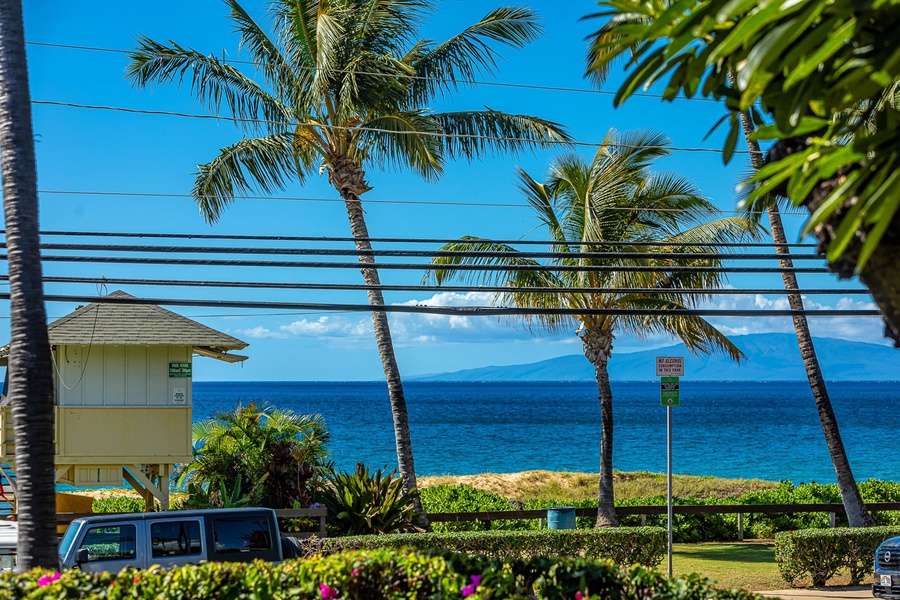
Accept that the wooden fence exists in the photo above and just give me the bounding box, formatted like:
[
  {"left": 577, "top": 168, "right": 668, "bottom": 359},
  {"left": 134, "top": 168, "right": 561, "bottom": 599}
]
[{"left": 426, "top": 502, "right": 900, "bottom": 540}]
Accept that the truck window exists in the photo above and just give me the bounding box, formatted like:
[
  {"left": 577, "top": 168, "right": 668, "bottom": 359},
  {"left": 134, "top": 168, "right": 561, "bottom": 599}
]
[
  {"left": 150, "top": 520, "right": 202, "bottom": 558},
  {"left": 80, "top": 525, "right": 136, "bottom": 562},
  {"left": 211, "top": 516, "right": 272, "bottom": 553}
]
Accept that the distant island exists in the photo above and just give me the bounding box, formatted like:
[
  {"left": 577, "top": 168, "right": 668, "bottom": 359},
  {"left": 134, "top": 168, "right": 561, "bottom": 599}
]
[{"left": 412, "top": 333, "right": 900, "bottom": 381}]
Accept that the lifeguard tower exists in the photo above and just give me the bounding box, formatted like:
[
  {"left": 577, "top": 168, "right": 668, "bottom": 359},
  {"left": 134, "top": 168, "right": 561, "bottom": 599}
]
[{"left": 0, "top": 290, "right": 248, "bottom": 510}]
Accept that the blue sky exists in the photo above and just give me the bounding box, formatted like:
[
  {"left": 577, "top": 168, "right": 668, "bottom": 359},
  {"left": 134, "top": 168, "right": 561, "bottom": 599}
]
[{"left": 16, "top": 0, "right": 884, "bottom": 381}]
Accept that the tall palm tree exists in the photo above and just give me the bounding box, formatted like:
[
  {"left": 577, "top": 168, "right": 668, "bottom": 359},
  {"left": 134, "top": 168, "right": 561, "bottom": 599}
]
[
  {"left": 427, "top": 130, "right": 760, "bottom": 525},
  {"left": 127, "top": 0, "right": 571, "bottom": 526},
  {"left": 583, "top": 4, "right": 874, "bottom": 527},
  {"left": 0, "top": 0, "right": 58, "bottom": 568}
]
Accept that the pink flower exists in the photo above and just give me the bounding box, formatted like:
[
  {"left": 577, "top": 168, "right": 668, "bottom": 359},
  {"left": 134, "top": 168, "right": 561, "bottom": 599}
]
[
  {"left": 133, "top": 576, "right": 140, "bottom": 584},
  {"left": 470, "top": 575, "right": 482, "bottom": 586},
  {"left": 575, "top": 592, "right": 584, "bottom": 600},
  {"left": 351, "top": 568, "right": 359, "bottom": 576},
  {"left": 37, "top": 572, "right": 61, "bottom": 587},
  {"left": 461, "top": 584, "right": 477, "bottom": 597},
  {"left": 319, "top": 583, "right": 338, "bottom": 599}
]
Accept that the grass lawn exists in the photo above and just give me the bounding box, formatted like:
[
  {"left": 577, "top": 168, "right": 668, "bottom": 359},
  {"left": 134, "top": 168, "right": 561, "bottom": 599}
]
[{"left": 673, "top": 542, "right": 855, "bottom": 591}]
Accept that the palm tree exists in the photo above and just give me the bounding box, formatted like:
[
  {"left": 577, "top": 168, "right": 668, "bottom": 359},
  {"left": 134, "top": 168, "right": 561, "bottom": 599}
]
[
  {"left": 180, "top": 401, "right": 330, "bottom": 508},
  {"left": 126, "top": 0, "right": 570, "bottom": 527},
  {"left": 583, "top": 4, "right": 874, "bottom": 527},
  {"left": 0, "top": 0, "right": 59, "bottom": 569},
  {"left": 427, "top": 130, "right": 760, "bottom": 525}
]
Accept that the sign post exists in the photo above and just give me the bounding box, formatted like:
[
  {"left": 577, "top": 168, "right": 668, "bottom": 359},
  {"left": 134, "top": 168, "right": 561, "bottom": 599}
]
[{"left": 656, "top": 356, "right": 683, "bottom": 578}]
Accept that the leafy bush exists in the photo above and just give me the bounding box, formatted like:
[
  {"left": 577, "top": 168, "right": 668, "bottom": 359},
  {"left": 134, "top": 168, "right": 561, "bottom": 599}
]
[
  {"left": 774, "top": 526, "right": 900, "bottom": 586},
  {"left": 301, "top": 527, "right": 667, "bottom": 567},
  {"left": 617, "top": 496, "right": 737, "bottom": 543},
  {"left": 421, "top": 485, "right": 540, "bottom": 531},
  {"left": 91, "top": 495, "right": 146, "bottom": 514},
  {"left": 179, "top": 402, "right": 329, "bottom": 510},
  {"left": 0, "top": 548, "right": 774, "bottom": 600},
  {"left": 316, "top": 463, "right": 421, "bottom": 535}
]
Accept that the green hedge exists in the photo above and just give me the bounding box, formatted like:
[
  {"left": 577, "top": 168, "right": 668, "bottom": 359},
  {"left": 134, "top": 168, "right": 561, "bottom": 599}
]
[
  {"left": 421, "top": 479, "right": 900, "bottom": 541},
  {"left": 298, "top": 527, "right": 666, "bottom": 567},
  {"left": 774, "top": 526, "right": 900, "bottom": 586},
  {"left": 0, "top": 548, "right": 769, "bottom": 600}
]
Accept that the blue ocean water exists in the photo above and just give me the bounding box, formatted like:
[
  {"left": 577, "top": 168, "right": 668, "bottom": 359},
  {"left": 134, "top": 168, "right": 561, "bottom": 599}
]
[{"left": 192, "top": 381, "right": 899, "bottom": 484}]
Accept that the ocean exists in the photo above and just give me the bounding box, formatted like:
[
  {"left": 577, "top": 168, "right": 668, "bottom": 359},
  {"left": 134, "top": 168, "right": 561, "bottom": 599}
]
[{"left": 193, "top": 380, "right": 899, "bottom": 484}]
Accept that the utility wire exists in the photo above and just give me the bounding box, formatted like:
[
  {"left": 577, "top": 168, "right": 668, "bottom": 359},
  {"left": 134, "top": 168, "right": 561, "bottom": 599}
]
[
  {"left": 33, "top": 99, "right": 757, "bottom": 156},
  {"left": 25, "top": 274, "right": 872, "bottom": 296},
  {"left": 28, "top": 254, "right": 830, "bottom": 273},
  {"left": 25, "top": 40, "right": 721, "bottom": 104},
  {"left": 31, "top": 242, "right": 825, "bottom": 261},
  {"left": 30, "top": 189, "right": 808, "bottom": 215},
  {"left": 5, "top": 292, "right": 879, "bottom": 318},
  {"left": 7, "top": 230, "right": 820, "bottom": 249}
]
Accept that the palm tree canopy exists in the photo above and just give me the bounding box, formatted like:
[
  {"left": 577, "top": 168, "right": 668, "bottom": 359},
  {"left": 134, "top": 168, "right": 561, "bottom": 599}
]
[
  {"left": 127, "top": 0, "right": 572, "bottom": 222},
  {"left": 427, "top": 129, "right": 764, "bottom": 360}
]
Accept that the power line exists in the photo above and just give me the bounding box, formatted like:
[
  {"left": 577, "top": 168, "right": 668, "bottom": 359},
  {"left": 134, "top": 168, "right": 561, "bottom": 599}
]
[
  {"left": 31, "top": 242, "right": 825, "bottom": 261},
  {"left": 25, "top": 40, "right": 721, "bottom": 104},
  {"left": 8, "top": 230, "right": 821, "bottom": 249},
  {"left": 26, "top": 274, "right": 872, "bottom": 297},
  {"left": 30, "top": 189, "right": 809, "bottom": 215},
  {"left": 33, "top": 99, "right": 758, "bottom": 156},
  {"left": 6, "top": 292, "right": 880, "bottom": 318},
  {"left": 28, "top": 253, "right": 831, "bottom": 273}
]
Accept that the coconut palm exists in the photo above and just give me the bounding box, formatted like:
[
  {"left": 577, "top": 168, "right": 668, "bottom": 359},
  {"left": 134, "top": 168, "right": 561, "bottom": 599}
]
[
  {"left": 427, "top": 130, "right": 760, "bottom": 525},
  {"left": 179, "top": 402, "right": 330, "bottom": 509},
  {"left": 583, "top": 3, "right": 874, "bottom": 527},
  {"left": 0, "top": 0, "right": 58, "bottom": 568},
  {"left": 127, "top": 0, "right": 570, "bottom": 526}
]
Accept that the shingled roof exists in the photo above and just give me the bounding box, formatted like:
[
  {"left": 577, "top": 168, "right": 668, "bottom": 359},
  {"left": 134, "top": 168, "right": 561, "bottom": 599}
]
[{"left": 42, "top": 291, "right": 248, "bottom": 351}]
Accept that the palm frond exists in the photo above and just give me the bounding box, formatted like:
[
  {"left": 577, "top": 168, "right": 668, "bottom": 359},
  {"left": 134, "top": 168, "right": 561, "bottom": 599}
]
[
  {"left": 433, "top": 110, "right": 571, "bottom": 160},
  {"left": 193, "top": 132, "right": 315, "bottom": 223},
  {"left": 405, "top": 5, "right": 542, "bottom": 104},
  {"left": 126, "top": 36, "right": 292, "bottom": 133},
  {"left": 353, "top": 110, "right": 444, "bottom": 180},
  {"left": 226, "top": 0, "right": 300, "bottom": 102},
  {"left": 515, "top": 167, "right": 570, "bottom": 247}
]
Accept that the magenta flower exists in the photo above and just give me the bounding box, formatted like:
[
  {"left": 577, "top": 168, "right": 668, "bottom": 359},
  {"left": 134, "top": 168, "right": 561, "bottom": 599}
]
[
  {"left": 319, "top": 583, "right": 338, "bottom": 599},
  {"left": 461, "top": 583, "right": 477, "bottom": 597},
  {"left": 575, "top": 592, "right": 584, "bottom": 600},
  {"left": 351, "top": 568, "right": 359, "bottom": 576},
  {"left": 37, "top": 572, "right": 61, "bottom": 587},
  {"left": 470, "top": 575, "right": 482, "bottom": 586}
]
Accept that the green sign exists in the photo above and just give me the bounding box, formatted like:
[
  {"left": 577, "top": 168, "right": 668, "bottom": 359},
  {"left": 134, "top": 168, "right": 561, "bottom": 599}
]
[
  {"left": 660, "top": 376, "right": 680, "bottom": 406},
  {"left": 169, "top": 362, "right": 192, "bottom": 378}
]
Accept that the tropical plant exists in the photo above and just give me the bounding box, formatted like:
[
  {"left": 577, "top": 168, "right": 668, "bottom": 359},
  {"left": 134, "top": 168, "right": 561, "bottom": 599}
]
[
  {"left": 426, "top": 129, "right": 760, "bottom": 526},
  {"left": 0, "top": 0, "right": 58, "bottom": 568},
  {"left": 316, "top": 463, "right": 422, "bottom": 535},
  {"left": 582, "top": 0, "right": 900, "bottom": 346},
  {"left": 178, "top": 401, "right": 329, "bottom": 509},
  {"left": 583, "top": 3, "right": 876, "bottom": 527},
  {"left": 126, "top": 0, "right": 571, "bottom": 527}
]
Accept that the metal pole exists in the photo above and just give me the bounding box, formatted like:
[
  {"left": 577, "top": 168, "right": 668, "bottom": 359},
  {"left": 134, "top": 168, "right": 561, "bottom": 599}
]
[{"left": 667, "top": 404, "right": 673, "bottom": 577}]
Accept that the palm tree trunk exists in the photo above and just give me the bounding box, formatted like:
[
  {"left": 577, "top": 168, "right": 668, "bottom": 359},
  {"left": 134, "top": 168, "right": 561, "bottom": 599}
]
[
  {"left": 731, "top": 73, "right": 873, "bottom": 527},
  {"left": 581, "top": 327, "right": 618, "bottom": 527},
  {"left": 328, "top": 156, "right": 430, "bottom": 530},
  {"left": 0, "top": 0, "right": 59, "bottom": 568}
]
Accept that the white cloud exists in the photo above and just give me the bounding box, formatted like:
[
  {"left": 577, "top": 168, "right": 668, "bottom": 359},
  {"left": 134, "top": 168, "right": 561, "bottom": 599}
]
[{"left": 235, "top": 325, "right": 288, "bottom": 339}]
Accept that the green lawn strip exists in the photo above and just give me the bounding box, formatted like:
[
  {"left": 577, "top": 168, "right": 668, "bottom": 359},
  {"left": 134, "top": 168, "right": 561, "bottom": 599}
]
[{"left": 672, "top": 541, "right": 854, "bottom": 591}]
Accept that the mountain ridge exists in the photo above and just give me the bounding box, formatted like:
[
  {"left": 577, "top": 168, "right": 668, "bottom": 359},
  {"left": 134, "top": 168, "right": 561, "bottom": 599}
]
[{"left": 411, "top": 333, "right": 900, "bottom": 381}]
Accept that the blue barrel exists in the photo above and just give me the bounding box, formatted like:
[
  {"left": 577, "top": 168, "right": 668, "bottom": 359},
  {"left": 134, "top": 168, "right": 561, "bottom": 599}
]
[{"left": 547, "top": 506, "right": 576, "bottom": 530}]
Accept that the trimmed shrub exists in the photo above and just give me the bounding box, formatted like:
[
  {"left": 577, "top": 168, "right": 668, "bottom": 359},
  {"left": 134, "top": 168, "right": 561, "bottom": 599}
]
[
  {"left": 774, "top": 526, "right": 900, "bottom": 586},
  {"left": 420, "top": 485, "right": 538, "bottom": 531},
  {"left": 300, "top": 527, "right": 667, "bottom": 567},
  {"left": 91, "top": 495, "right": 146, "bottom": 514},
  {"left": 0, "top": 548, "right": 767, "bottom": 600}
]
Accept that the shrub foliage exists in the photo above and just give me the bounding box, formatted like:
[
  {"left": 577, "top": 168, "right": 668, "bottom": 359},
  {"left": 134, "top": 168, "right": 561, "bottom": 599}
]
[
  {"left": 0, "top": 548, "right": 769, "bottom": 600},
  {"left": 301, "top": 527, "right": 666, "bottom": 566},
  {"left": 774, "top": 526, "right": 900, "bottom": 586}
]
